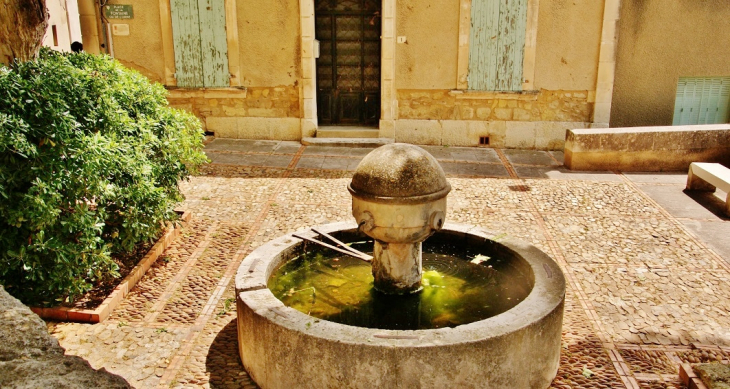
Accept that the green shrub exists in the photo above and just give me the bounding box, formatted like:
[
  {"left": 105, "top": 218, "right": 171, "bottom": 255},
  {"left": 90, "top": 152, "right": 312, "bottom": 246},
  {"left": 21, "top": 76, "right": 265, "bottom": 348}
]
[{"left": 0, "top": 49, "right": 207, "bottom": 306}]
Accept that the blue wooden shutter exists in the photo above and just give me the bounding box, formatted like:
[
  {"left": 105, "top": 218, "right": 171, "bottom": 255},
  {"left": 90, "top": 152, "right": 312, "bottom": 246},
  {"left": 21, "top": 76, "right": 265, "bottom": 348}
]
[
  {"left": 673, "top": 77, "right": 730, "bottom": 125},
  {"left": 171, "top": 0, "right": 204, "bottom": 87},
  {"left": 170, "top": 0, "right": 229, "bottom": 87},
  {"left": 198, "top": 0, "right": 229, "bottom": 87},
  {"left": 468, "top": 0, "right": 528, "bottom": 91}
]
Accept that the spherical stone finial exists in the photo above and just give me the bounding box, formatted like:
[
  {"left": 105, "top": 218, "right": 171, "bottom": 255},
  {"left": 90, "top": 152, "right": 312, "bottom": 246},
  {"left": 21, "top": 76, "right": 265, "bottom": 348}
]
[{"left": 348, "top": 143, "right": 450, "bottom": 203}]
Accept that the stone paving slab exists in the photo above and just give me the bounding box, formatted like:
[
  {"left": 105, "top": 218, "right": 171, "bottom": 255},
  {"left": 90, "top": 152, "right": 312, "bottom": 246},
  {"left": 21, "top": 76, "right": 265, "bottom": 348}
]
[
  {"left": 440, "top": 161, "right": 510, "bottom": 177},
  {"left": 514, "top": 165, "right": 624, "bottom": 181},
  {"left": 680, "top": 220, "right": 730, "bottom": 265},
  {"left": 503, "top": 149, "right": 562, "bottom": 166},
  {"left": 420, "top": 145, "right": 502, "bottom": 163},
  {"left": 623, "top": 173, "right": 688, "bottom": 185},
  {"left": 638, "top": 184, "right": 726, "bottom": 220},
  {"left": 46, "top": 140, "right": 730, "bottom": 389}
]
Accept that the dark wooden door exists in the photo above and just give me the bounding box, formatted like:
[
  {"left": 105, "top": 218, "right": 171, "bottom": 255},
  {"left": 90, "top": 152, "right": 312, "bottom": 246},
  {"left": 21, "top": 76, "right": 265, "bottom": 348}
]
[{"left": 315, "top": 0, "right": 381, "bottom": 126}]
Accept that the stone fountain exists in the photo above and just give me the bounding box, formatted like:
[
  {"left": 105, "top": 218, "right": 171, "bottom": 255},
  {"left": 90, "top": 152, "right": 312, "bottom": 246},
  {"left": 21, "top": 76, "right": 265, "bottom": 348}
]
[{"left": 235, "top": 143, "right": 565, "bottom": 388}]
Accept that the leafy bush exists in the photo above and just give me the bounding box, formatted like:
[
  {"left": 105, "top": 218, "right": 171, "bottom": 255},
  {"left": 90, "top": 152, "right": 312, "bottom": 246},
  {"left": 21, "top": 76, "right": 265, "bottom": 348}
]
[{"left": 0, "top": 49, "right": 207, "bottom": 305}]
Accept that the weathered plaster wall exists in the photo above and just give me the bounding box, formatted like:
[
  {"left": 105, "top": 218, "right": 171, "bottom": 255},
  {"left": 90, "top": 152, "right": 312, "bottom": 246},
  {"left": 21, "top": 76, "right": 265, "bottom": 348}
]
[
  {"left": 611, "top": 0, "right": 730, "bottom": 127},
  {"left": 533, "top": 0, "right": 603, "bottom": 91},
  {"left": 43, "top": 0, "right": 72, "bottom": 52},
  {"left": 104, "top": 0, "right": 166, "bottom": 83},
  {"left": 395, "top": 0, "right": 459, "bottom": 90},
  {"left": 238, "top": 0, "right": 300, "bottom": 87}
]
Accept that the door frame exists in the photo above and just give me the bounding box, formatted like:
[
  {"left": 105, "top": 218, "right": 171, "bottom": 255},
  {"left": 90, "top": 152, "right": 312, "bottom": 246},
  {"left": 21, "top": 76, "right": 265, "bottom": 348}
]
[{"left": 299, "top": 0, "right": 396, "bottom": 136}]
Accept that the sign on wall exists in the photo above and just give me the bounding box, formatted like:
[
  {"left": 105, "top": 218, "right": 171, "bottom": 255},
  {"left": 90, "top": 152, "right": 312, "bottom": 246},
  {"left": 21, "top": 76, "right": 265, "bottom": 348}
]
[{"left": 104, "top": 5, "right": 134, "bottom": 19}]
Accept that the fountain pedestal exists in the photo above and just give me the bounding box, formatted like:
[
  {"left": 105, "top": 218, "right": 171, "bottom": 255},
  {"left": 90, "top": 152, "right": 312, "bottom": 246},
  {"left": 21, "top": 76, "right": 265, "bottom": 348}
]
[{"left": 371, "top": 241, "right": 422, "bottom": 293}]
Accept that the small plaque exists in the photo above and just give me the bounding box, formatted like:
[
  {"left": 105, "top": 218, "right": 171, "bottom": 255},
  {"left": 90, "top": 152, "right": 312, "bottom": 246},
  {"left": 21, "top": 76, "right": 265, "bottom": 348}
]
[
  {"left": 112, "top": 24, "right": 130, "bottom": 36},
  {"left": 104, "top": 5, "right": 133, "bottom": 19}
]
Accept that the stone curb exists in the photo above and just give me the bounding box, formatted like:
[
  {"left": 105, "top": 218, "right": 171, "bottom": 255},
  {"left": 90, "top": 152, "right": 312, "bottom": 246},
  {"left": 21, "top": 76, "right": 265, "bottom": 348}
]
[
  {"left": 301, "top": 137, "right": 394, "bottom": 147},
  {"left": 31, "top": 211, "right": 192, "bottom": 323}
]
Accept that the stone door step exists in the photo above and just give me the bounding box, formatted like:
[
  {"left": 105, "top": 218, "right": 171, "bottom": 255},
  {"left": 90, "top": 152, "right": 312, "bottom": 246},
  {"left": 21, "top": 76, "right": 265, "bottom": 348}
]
[
  {"left": 316, "top": 126, "right": 380, "bottom": 138},
  {"left": 301, "top": 137, "right": 394, "bottom": 148}
]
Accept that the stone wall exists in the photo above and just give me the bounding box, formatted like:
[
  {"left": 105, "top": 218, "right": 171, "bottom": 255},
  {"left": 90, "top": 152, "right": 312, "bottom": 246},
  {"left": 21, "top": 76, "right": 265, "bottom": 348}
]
[
  {"left": 611, "top": 0, "right": 730, "bottom": 127},
  {"left": 398, "top": 89, "right": 593, "bottom": 122},
  {"left": 564, "top": 124, "right": 730, "bottom": 171},
  {"left": 167, "top": 87, "right": 300, "bottom": 120},
  {"left": 167, "top": 86, "right": 302, "bottom": 140}
]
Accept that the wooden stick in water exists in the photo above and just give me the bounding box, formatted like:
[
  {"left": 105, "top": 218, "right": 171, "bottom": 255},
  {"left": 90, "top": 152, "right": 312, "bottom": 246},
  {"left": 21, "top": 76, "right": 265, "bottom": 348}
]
[
  {"left": 292, "top": 233, "right": 372, "bottom": 262},
  {"left": 311, "top": 227, "right": 374, "bottom": 260}
]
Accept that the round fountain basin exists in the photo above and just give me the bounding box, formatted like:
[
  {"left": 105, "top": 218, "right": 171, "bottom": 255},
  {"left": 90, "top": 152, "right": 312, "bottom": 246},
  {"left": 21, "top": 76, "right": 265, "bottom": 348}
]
[
  {"left": 235, "top": 221, "right": 565, "bottom": 389},
  {"left": 268, "top": 232, "right": 533, "bottom": 329}
]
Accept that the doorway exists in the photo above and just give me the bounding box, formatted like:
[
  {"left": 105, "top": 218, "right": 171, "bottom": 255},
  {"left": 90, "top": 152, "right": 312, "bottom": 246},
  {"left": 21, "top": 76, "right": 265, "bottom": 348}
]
[{"left": 315, "top": 0, "right": 381, "bottom": 126}]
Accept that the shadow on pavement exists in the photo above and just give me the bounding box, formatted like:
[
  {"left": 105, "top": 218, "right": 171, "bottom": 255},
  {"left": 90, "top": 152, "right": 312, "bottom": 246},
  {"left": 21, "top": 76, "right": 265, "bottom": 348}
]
[
  {"left": 206, "top": 318, "right": 258, "bottom": 388},
  {"left": 684, "top": 189, "right": 730, "bottom": 220}
]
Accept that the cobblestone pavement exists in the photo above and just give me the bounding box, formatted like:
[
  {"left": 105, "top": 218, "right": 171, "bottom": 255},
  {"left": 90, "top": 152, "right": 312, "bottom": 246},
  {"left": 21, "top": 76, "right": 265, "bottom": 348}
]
[{"left": 48, "top": 139, "right": 730, "bottom": 388}]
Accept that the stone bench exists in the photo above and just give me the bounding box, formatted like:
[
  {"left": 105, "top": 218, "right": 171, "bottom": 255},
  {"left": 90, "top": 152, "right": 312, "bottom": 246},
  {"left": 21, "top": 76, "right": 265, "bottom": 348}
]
[
  {"left": 564, "top": 124, "right": 730, "bottom": 171},
  {"left": 686, "top": 162, "right": 730, "bottom": 216}
]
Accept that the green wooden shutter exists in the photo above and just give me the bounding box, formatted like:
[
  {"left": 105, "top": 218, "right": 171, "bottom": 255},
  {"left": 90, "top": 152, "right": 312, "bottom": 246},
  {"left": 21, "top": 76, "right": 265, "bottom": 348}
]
[
  {"left": 468, "top": 0, "right": 528, "bottom": 91},
  {"left": 198, "top": 0, "right": 229, "bottom": 87},
  {"left": 171, "top": 0, "right": 204, "bottom": 87},
  {"left": 673, "top": 77, "right": 730, "bottom": 125},
  {"left": 170, "top": 0, "right": 229, "bottom": 88}
]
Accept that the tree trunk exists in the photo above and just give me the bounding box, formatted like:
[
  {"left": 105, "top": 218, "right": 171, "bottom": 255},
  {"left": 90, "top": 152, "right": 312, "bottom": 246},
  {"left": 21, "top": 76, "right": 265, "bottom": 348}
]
[{"left": 0, "top": 0, "right": 48, "bottom": 65}]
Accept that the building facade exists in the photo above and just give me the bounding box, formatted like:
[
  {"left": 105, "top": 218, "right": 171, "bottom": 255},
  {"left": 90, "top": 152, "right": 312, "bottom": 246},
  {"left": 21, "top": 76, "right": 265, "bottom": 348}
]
[{"left": 44, "top": 1, "right": 730, "bottom": 149}]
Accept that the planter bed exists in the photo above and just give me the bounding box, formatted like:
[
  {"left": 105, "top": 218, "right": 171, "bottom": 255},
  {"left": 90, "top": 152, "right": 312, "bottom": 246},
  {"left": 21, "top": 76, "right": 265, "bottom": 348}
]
[{"left": 30, "top": 211, "right": 191, "bottom": 323}]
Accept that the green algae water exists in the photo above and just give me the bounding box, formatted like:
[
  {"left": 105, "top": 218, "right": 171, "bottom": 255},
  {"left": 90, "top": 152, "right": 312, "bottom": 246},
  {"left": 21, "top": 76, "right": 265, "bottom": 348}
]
[{"left": 268, "top": 238, "right": 532, "bottom": 330}]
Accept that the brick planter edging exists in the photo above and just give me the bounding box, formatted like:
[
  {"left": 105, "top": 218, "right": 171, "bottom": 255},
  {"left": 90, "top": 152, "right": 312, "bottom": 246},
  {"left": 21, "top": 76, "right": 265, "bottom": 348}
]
[
  {"left": 679, "top": 363, "right": 709, "bottom": 389},
  {"left": 31, "top": 211, "right": 192, "bottom": 323}
]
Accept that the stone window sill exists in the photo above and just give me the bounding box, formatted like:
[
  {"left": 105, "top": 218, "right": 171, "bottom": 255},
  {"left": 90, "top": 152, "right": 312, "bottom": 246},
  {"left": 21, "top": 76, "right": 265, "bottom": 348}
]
[
  {"left": 449, "top": 89, "right": 539, "bottom": 100},
  {"left": 165, "top": 86, "right": 248, "bottom": 99}
]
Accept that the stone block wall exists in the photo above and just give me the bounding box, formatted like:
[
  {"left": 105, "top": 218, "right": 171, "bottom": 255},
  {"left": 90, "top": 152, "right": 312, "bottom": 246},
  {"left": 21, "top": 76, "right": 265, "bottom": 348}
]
[
  {"left": 397, "top": 89, "right": 592, "bottom": 122},
  {"left": 389, "top": 89, "right": 592, "bottom": 150},
  {"left": 565, "top": 124, "right": 730, "bottom": 171},
  {"left": 167, "top": 86, "right": 302, "bottom": 140}
]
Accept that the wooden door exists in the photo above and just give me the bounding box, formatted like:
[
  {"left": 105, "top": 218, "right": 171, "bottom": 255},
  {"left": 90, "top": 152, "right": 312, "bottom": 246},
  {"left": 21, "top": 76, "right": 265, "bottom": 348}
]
[{"left": 315, "top": 0, "right": 381, "bottom": 126}]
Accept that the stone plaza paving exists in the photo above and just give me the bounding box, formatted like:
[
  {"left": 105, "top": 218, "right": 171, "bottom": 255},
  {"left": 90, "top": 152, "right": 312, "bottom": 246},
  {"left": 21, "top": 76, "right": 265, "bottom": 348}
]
[{"left": 47, "top": 139, "right": 730, "bottom": 388}]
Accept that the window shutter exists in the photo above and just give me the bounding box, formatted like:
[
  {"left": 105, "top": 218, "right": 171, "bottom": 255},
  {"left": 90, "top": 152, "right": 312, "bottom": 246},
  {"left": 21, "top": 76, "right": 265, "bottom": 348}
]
[
  {"left": 198, "top": 0, "right": 229, "bottom": 87},
  {"left": 170, "top": 0, "right": 229, "bottom": 88},
  {"left": 716, "top": 78, "right": 730, "bottom": 124},
  {"left": 468, "top": 0, "right": 528, "bottom": 91},
  {"left": 171, "top": 0, "right": 204, "bottom": 87},
  {"left": 673, "top": 77, "right": 730, "bottom": 125}
]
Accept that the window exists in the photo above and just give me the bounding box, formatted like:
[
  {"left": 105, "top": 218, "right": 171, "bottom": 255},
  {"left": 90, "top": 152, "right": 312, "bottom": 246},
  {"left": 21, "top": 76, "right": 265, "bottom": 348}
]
[
  {"left": 673, "top": 77, "right": 730, "bottom": 125},
  {"left": 468, "top": 0, "right": 528, "bottom": 91},
  {"left": 170, "top": 0, "right": 229, "bottom": 87}
]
